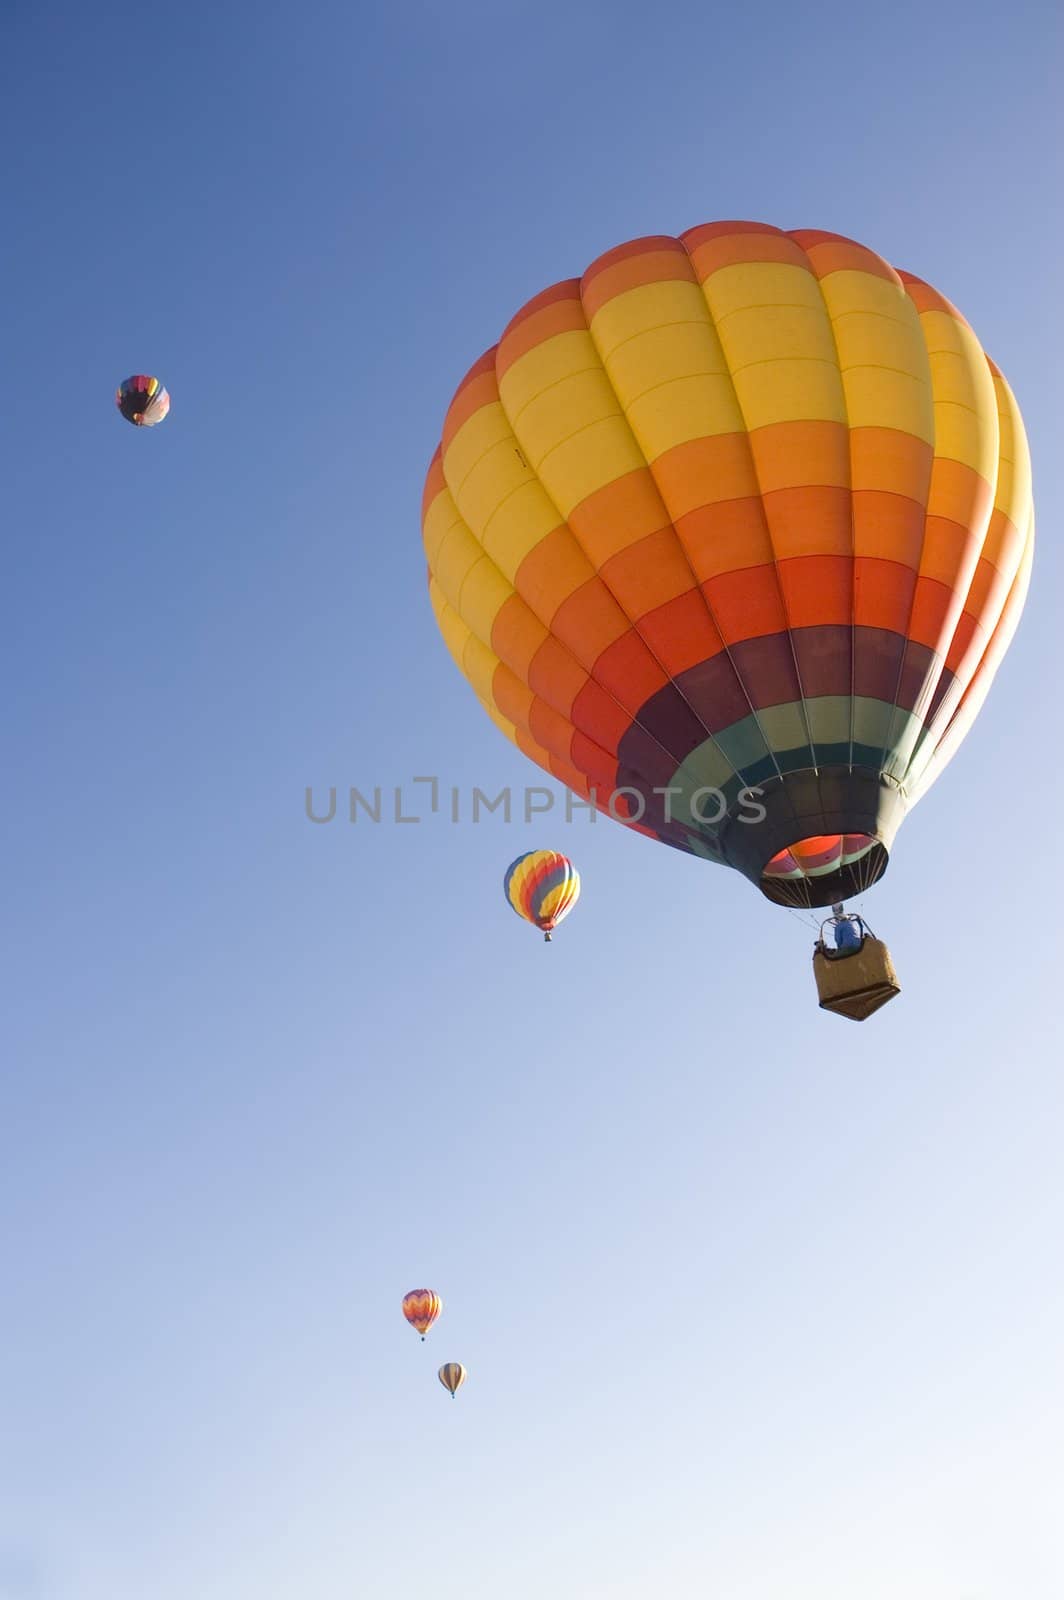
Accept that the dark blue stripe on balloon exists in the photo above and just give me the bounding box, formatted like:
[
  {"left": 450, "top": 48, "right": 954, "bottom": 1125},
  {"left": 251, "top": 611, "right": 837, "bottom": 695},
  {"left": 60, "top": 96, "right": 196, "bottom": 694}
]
[{"left": 503, "top": 852, "right": 533, "bottom": 905}]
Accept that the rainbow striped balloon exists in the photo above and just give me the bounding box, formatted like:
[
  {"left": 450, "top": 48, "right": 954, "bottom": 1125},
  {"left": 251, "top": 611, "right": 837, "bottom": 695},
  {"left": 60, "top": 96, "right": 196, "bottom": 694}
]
[
  {"left": 504, "top": 850, "right": 580, "bottom": 942},
  {"left": 423, "top": 221, "right": 1033, "bottom": 911}
]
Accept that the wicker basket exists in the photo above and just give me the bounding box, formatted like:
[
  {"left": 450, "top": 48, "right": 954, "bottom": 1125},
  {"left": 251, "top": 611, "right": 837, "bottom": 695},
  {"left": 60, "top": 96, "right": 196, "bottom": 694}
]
[{"left": 813, "top": 936, "right": 900, "bottom": 1022}]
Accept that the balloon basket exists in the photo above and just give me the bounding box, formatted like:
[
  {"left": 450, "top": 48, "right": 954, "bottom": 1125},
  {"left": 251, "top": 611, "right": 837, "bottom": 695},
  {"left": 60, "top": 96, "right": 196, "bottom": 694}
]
[{"left": 813, "top": 938, "right": 900, "bottom": 1022}]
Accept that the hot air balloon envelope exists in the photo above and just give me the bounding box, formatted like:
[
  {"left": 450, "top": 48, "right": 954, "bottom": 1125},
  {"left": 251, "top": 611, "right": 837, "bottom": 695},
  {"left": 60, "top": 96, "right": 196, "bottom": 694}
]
[
  {"left": 504, "top": 850, "right": 580, "bottom": 939},
  {"left": 438, "top": 1362, "right": 466, "bottom": 1397},
  {"left": 402, "top": 1289, "right": 441, "bottom": 1339},
  {"left": 116, "top": 374, "right": 170, "bottom": 427},
  {"left": 422, "top": 222, "right": 1033, "bottom": 908}
]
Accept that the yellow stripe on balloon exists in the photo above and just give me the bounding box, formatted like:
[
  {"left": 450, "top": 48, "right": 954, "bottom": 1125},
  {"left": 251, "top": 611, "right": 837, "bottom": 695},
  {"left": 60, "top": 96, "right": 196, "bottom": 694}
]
[
  {"left": 588, "top": 281, "right": 745, "bottom": 460},
  {"left": 816, "top": 270, "right": 934, "bottom": 441},
  {"left": 918, "top": 309, "right": 999, "bottom": 483}
]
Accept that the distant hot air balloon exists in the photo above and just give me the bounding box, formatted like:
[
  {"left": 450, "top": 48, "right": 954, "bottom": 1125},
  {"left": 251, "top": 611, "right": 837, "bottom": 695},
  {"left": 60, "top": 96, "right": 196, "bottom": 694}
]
[
  {"left": 422, "top": 222, "right": 1033, "bottom": 912},
  {"left": 402, "top": 1289, "right": 441, "bottom": 1341},
  {"left": 504, "top": 849, "right": 580, "bottom": 942},
  {"left": 438, "top": 1362, "right": 466, "bottom": 1398},
  {"left": 116, "top": 374, "right": 169, "bottom": 427}
]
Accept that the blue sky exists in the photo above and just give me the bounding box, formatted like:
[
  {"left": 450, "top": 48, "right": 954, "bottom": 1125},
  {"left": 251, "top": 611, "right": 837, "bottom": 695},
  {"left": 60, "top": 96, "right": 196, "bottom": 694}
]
[{"left": 2, "top": 2, "right": 1062, "bottom": 1596}]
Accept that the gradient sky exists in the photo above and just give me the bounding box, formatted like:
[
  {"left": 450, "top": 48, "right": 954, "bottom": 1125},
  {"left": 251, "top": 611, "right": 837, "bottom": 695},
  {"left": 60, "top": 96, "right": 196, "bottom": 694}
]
[{"left": 3, "top": 2, "right": 1063, "bottom": 1596}]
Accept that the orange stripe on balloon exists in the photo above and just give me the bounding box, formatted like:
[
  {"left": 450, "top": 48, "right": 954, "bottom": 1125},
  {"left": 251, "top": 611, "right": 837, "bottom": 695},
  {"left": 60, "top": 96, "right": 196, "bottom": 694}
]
[
  {"left": 492, "top": 668, "right": 535, "bottom": 729},
  {"left": 853, "top": 557, "right": 919, "bottom": 632},
  {"left": 758, "top": 484, "right": 853, "bottom": 560},
  {"left": 919, "top": 514, "right": 984, "bottom": 594},
  {"left": 571, "top": 678, "right": 636, "bottom": 754},
  {"left": 491, "top": 593, "right": 550, "bottom": 679},
  {"left": 582, "top": 240, "right": 694, "bottom": 319},
  {"left": 650, "top": 433, "right": 761, "bottom": 515},
  {"left": 549, "top": 578, "right": 634, "bottom": 668},
  {"left": 943, "top": 608, "right": 984, "bottom": 677},
  {"left": 746, "top": 420, "right": 851, "bottom": 495},
  {"left": 675, "top": 497, "right": 776, "bottom": 584},
  {"left": 495, "top": 294, "right": 589, "bottom": 378},
  {"left": 681, "top": 221, "right": 808, "bottom": 279},
  {"left": 513, "top": 525, "right": 595, "bottom": 624},
  {"left": 598, "top": 526, "right": 700, "bottom": 620},
  {"left": 788, "top": 229, "right": 900, "bottom": 283},
  {"left": 526, "top": 633, "right": 594, "bottom": 719},
  {"left": 568, "top": 729, "right": 620, "bottom": 789},
  {"left": 528, "top": 697, "right": 578, "bottom": 764},
  {"left": 702, "top": 564, "right": 789, "bottom": 642},
  {"left": 442, "top": 361, "right": 501, "bottom": 453},
  {"left": 496, "top": 280, "right": 584, "bottom": 378},
  {"left": 960, "top": 555, "right": 1013, "bottom": 631},
  {"left": 926, "top": 458, "right": 994, "bottom": 532},
  {"left": 850, "top": 428, "right": 934, "bottom": 501},
  {"left": 635, "top": 588, "right": 726, "bottom": 678},
  {"left": 566, "top": 468, "right": 673, "bottom": 568},
  {"left": 584, "top": 233, "right": 688, "bottom": 276},
  {"left": 683, "top": 219, "right": 784, "bottom": 244},
  {"left": 928, "top": 535, "right": 1031, "bottom": 766},
  {"left": 776, "top": 554, "right": 852, "bottom": 628},
  {"left": 589, "top": 628, "right": 670, "bottom": 711},
  {"left": 908, "top": 576, "right": 961, "bottom": 652},
  {"left": 898, "top": 271, "right": 971, "bottom": 327},
  {"left": 851, "top": 491, "right": 926, "bottom": 567},
  {"left": 980, "top": 508, "right": 1024, "bottom": 576},
  {"left": 421, "top": 448, "right": 446, "bottom": 524}
]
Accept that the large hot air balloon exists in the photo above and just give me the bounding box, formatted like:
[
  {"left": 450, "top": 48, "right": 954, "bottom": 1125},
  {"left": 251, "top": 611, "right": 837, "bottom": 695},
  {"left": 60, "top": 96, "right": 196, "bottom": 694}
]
[
  {"left": 402, "top": 1288, "right": 441, "bottom": 1340},
  {"left": 504, "top": 849, "right": 580, "bottom": 941},
  {"left": 116, "top": 374, "right": 170, "bottom": 427},
  {"left": 438, "top": 1362, "right": 466, "bottom": 1398},
  {"left": 422, "top": 223, "right": 1033, "bottom": 910}
]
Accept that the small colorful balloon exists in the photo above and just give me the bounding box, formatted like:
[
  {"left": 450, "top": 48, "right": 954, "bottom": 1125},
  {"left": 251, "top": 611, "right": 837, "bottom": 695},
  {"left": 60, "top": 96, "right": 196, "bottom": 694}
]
[
  {"left": 402, "top": 1288, "right": 441, "bottom": 1340},
  {"left": 504, "top": 850, "right": 580, "bottom": 942},
  {"left": 116, "top": 374, "right": 170, "bottom": 427},
  {"left": 438, "top": 1362, "right": 466, "bottom": 1398}
]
